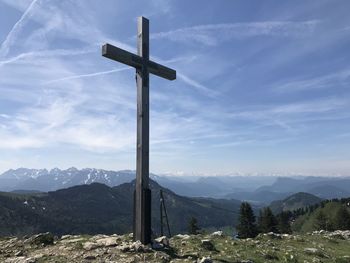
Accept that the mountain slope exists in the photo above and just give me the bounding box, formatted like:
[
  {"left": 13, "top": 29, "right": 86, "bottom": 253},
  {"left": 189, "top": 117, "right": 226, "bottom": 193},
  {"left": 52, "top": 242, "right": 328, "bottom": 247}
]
[
  {"left": 292, "top": 198, "right": 350, "bottom": 233},
  {"left": 0, "top": 180, "right": 241, "bottom": 236},
  {"left": 270, "top": 192, "right": 323, "bottom": 214}
]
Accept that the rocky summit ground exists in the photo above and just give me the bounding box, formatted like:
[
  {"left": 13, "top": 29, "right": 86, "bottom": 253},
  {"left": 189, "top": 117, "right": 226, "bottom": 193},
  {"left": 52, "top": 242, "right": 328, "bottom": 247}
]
[{"left": 0, "top": 230, "right": 349, "bottom": 263}]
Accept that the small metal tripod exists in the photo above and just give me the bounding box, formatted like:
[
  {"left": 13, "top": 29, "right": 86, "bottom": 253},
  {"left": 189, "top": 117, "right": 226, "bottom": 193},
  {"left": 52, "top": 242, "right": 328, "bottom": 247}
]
[{"left": 160, "top": 190, "right": 171, "bottom": 237}]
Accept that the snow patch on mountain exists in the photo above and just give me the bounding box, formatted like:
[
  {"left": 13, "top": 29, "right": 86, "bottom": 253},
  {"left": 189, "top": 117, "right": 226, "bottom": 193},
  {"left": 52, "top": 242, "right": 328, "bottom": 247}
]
[{"left": 0, "top": 168, "right": 137, "bottom": 192}]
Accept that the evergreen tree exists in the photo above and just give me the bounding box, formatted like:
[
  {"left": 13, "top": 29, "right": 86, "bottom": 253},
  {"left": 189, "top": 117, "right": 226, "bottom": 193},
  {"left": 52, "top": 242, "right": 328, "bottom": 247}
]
[
  {"left": 334, "top": 206, "right": 350, "bottom": 230},
  {"left": 236, "top": 202, "right": 257, "bottom": 238},
  {"left": 277, "top": 211, "right": 292, "bottom": 234},
  {"left": 258, "top": 207, "right": 278, "bottom": 233},
  {"left": 257, "top": 210, "right": 263, "bottom": 230},
  {"left": 188, "top": 216, "right": 200, "bottom": 235},
  {"left": 314, "top": 210, "right": 332, "bottom": 231}
]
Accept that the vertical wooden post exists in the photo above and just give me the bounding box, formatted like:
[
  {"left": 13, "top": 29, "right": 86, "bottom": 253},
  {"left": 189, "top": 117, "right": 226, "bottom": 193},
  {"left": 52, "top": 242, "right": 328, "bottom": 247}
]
[
  {"left": 102, "top": 16, "right": 175, "bottom": 245},
  {"left": 134, "top": 16, "right": 151, "bottom": 244}
]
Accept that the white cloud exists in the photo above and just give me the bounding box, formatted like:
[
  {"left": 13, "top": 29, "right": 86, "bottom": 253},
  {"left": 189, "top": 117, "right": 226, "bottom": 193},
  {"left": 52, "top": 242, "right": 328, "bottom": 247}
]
[
  {"left": 222, "top": 97, "right": 350, "bottom": 135},
  {"left": 230, "top": 97, "right": 347, "bottom": 118},
  {"left": 273, "top": 69, "right": 350, "bottom": 93},
  {"left": 0, "top": 135, "right": 44, "bottom": 149}
]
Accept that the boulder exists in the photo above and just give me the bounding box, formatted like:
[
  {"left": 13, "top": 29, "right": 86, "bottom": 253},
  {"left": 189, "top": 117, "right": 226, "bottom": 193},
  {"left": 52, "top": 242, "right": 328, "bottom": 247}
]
[
  {"left": 201, "top": 239, "right": 215, "bottom": 251},
  {"left": 60, "top": 235, "right": 73, "bottom": 240},
  {"left": 83, "top": 255, "right": 96, "bottom": 260},
  {"left": 154, "top": 236, "right": 169, "bottom": 247},
  {"left": 83, "top": 242, "right": 100, "bottom": 251},
  {"left": 175, "top": 234, "right": 190, "bottom": 240},
  {"left": 95, "top": 237, "right": 118, "bottom": 247},
  {"left": 14, "top": 251, "right": 23, "bottom": 257},
  {"left": 119, "top": 241, "right": 152, "bottom": 253},
  {"left": 266, "top": 232, "right": 282, "bottom": 239},
  {"left": 210, "top": 231, "right": 223, "bottom": 237},
  {"left": 118, "top": 244, "right": 130, "bottom": 252},
  {"left": 27, "top": 233, "right": 54, "bottom": 246},
  {"left": 132, "top": 240, "right": 151, "bottom": 252}
]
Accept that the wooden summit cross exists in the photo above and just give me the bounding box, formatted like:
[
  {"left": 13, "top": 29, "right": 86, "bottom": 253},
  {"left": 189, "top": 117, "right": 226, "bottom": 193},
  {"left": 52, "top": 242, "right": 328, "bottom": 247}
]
[{"left": 101, "top": 17, "right": 176, "bottom": 244}]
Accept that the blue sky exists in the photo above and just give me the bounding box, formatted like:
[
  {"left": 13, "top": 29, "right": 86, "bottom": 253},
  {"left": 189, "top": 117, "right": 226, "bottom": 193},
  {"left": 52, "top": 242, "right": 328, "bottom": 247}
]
[{"left": 0, "top": 0, "right": 350, "bottom": 176}]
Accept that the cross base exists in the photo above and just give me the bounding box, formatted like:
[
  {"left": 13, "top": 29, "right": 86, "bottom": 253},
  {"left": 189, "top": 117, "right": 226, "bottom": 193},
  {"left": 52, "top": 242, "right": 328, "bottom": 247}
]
[{"left": 133, "top": 188, "right": 152, "bottom": 244}]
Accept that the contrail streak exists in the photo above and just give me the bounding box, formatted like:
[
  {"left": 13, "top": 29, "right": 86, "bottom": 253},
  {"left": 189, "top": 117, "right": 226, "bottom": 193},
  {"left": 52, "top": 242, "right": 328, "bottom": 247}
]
[
  {"left": 43, "top": 67, "right": 130, "bottom": 84},
  {"left": 0, "top": 0, "right": 39, "bottom": 57}
]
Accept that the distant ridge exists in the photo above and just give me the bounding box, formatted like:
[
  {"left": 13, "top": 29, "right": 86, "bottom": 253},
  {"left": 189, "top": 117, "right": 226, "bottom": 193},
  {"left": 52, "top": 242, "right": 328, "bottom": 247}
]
[
  {"left": 1, "top": 168, "right": 350, "bottom": 201},
  {"left": 0, "top": 168, "right": 278, "bottom": 196},
  {"left": 0, "top": 179, "right": 241, "bottom": 236}
]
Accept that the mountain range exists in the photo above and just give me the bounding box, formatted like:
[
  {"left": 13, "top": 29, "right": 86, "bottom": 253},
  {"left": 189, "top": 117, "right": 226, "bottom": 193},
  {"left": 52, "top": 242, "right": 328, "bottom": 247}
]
[
  {"left": 0, "top": 168, "right": 277, "bottom": 197},
  {"left": 0, "top": 168, "right": 136, "bottom": 192},
  {"left": 1, "top": 167, "right": 348, "bottom": 238},
  {"left": 1, "top": 168, "right": 350, "bottom": 205},
  {"left": 0, "top": 179, "right": 241, "bottom": 237}
]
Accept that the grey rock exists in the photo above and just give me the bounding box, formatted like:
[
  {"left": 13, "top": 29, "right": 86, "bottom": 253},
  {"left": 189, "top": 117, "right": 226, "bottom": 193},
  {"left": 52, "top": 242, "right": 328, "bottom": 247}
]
[
  {"left": 154, "top": 236, "right": 169, "bottom": 247},
  {"left": 26, "top": 233, "right": 54, "bottom": 246},
  {"left": 328, "top": 230, "right": 350, "bottom": 240},
  {"left": 304, "top": 247, "right": 319, "bottom": 254},
  {"left": 175, "top": 234, "right": 190, "bottom": 240},
  {"left": 5, "top": 257, "right": 26, "bottom": 263},
  {"left": 95, "top": 237, "right": 118, "bottom": 247},
  {"left": 60, "top": 235, "right": 73, "bottom": 240},
  {"left": 210, "top": 231, "right": 223, "bottom": 237},
  {"left": 132, "top": 240, "right": 143, "bottom": 252},
  {"left": 33, "top": 254, "right": 44, "bottom": 260},
  {"left": 83, "top": 255, "right": 96, "bottom": 260},
  {"left": 14, "top": 251, "right": 23, "bottom": 257},
  {"left": 60, "top": 237, "right": 85, "bottom": 244},
  {"left": 198, "top": 257, "right": 212, "bottom": 263},
  {"left": 83, "top": 242, "right": 100, "bottom": 251},
  {"left": 201, "top": 239, "right": 215, "bottom": 251},
  {"left": 130, "top": 240, "right": 151, "bottom": 253},
  {"left": 266, "top": 232, "right": 282, "bottom": 239}
]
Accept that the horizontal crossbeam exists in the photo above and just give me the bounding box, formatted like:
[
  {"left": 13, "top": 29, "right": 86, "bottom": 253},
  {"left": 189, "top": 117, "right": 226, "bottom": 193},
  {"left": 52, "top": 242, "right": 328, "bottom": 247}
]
[{"left": 102, "top": 43, "right": 176, "bottom": 80}]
